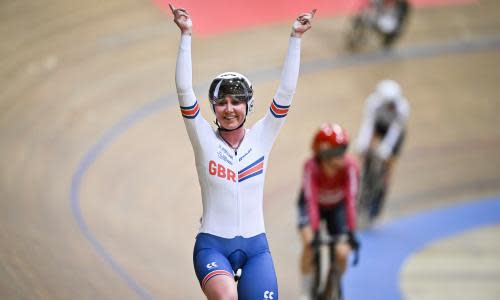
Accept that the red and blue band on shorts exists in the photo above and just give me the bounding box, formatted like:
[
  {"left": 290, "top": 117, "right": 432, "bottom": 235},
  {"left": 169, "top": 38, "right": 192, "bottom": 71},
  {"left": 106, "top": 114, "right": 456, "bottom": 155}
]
[
  {"left": 193, "top": 233, "right": 279, "bottom": 300},
  {"left": 201, "top": 269, "right": 233, "bottom": 289}
]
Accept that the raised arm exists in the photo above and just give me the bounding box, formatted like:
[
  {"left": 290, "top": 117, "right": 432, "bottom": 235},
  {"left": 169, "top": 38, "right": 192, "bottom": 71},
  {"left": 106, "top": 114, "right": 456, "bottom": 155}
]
[
  {"left": 170, "top": 4, "right": 212, "bottom": 149},
  {"left": 273, "top": 10, "right": 316, "bottom": 106},
  {"left": 254, "top": 10, "right": 316, "bottom": 151},
  {"left": 171, "top": 4, "right": 196, "bottom": 108}
]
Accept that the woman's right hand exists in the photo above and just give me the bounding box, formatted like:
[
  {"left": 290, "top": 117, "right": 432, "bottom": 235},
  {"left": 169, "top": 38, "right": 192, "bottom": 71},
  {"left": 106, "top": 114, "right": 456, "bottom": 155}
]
[{"left": 169, "top": 3, "right": 192, "bottom": 35}]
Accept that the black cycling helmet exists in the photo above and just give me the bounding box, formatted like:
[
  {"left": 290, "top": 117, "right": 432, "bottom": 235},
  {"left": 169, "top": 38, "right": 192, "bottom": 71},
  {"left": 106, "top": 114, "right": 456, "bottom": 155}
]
[{"left": 208, "top": 72, "right": 254, "bottom": 115}]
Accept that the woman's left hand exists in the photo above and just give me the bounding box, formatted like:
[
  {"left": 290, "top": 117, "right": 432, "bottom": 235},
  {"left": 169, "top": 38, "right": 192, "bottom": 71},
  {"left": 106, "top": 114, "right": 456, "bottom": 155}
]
[
  {"left": 169, "top": 3, "right": 193, "bottom": 35},
  {"left": 291, "top": 9, "right": 316, "bottom": 37}
]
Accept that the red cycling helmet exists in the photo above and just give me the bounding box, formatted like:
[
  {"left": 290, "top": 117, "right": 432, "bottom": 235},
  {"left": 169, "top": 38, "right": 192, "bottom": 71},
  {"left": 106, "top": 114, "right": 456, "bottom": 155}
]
[{"left": 312, "top": 123, "right": 349, "bottom": 158}]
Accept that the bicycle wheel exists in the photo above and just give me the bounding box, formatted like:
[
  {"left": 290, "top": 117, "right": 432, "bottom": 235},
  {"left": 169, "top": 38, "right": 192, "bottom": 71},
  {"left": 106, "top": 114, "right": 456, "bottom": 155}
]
[
  {"left": 369, "top": 151, "right": 387, "bottom": 221},
  {"left": 311, "top": 244, "right": 322, "bottom": 299},
  {"left": 357, "top": 151, "right": 374, "bottom": 228},
  {"left": 357, "top": 149, "right": 387, "bottom": 227},
  {"left": 323, "top": 266, "right": 342, "bottom": 300}
]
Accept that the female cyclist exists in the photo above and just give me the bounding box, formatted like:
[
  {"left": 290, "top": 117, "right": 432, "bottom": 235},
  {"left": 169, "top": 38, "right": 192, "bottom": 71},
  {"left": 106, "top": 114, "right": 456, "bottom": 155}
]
[
  {"left": 297, "top": 123, "right": 360, "bottom": 299},
  {"left": 170, "top": 4, "right": 315, "bottom": 300},
  {"left": 355, "top": 79, "right": 410, "bottom": 221}
]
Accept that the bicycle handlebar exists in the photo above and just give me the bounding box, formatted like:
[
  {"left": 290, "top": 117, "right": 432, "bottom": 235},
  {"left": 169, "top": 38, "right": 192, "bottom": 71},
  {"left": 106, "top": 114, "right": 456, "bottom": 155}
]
[{"left": 352, "top": 248, "right": 360, "bottom": 266}]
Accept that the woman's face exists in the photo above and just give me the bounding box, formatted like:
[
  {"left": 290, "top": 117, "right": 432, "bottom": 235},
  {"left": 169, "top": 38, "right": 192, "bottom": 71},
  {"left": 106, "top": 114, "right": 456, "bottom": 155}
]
[
  {"left": 322, "top": 154, "right": 345, "bottom": 169},
  {"left": 214, "top": 95, "right": 247, "bottom": 130},
  {"left": 317, "top": 143, "right": 346, "bottom": 177}
]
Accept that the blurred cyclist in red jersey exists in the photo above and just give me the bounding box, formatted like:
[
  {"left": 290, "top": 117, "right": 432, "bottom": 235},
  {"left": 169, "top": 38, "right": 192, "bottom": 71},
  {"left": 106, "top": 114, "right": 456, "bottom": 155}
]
[{"left": 297, "top": 123, "right": 360, "bottom": 299}]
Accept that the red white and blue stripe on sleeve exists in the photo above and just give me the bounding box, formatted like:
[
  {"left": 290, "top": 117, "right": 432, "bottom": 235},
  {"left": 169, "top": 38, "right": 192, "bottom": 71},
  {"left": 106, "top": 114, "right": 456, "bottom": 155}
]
[
  {"left": 180, "top": 100, "right": 200, "bottom": 119},
  {"left": 238, "top": 156, "right": 264, "bottom": 182},
  {"left": 269, "top": 99, "right": 290, "bottom": 118}
]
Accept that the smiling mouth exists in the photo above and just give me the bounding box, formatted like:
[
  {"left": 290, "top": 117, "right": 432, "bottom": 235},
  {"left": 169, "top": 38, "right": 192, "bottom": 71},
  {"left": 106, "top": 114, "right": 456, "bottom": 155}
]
[{"left": 224, "top": 115, "right": 237, "bottom": 120}]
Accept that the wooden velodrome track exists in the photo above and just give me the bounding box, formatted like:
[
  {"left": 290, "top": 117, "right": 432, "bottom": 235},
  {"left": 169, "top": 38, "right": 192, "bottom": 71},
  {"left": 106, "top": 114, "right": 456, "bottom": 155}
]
[{"left": 1, "top": 1, "right": 499, "bottom": 299}]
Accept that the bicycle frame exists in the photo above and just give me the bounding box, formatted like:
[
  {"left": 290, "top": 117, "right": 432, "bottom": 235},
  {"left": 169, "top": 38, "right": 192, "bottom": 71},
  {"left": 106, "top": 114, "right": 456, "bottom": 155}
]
[
  {"left": 310, "top": 234, "right": 352, "bottom": 300},
  {"left": 357, "top": 148, "right": 388, "bottom": 229}
]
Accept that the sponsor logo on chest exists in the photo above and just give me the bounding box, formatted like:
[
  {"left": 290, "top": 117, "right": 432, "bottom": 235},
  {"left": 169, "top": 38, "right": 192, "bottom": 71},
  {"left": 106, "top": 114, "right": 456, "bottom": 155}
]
[{"left": 217, "top": 145, "right": 234, "bottom": 166}]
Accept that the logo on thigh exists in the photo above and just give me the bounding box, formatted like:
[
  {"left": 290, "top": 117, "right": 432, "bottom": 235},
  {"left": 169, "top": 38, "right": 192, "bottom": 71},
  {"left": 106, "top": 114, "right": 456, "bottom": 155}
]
[
  {"left": 264, "top": 290, "right": 274, "bottom": 299},
  {"left": 206, "top": 262, "right": 218, "bottom": 269}
]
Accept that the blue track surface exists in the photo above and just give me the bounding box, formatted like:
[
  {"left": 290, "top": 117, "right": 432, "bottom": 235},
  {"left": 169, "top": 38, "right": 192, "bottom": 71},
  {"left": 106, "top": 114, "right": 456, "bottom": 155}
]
[{"left": 344, "top": 196, "right": 500, "bottom": 300}]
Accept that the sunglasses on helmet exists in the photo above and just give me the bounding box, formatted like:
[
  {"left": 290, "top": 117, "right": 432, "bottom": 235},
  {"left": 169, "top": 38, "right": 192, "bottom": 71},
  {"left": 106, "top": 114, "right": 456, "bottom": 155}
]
[
  {"left": 317, "top": 145, "right": 347, "bottom": 160},
  {"left": 210, "top": 94, "right": 249, "bottom": 105}
]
